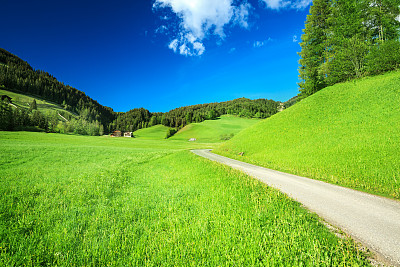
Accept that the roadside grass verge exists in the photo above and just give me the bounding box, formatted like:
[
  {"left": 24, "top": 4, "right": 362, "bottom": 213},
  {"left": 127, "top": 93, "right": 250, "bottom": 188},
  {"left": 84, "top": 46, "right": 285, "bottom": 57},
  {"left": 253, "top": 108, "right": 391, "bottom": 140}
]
[
  {"left": 215, "top": 71, "right": 400, "bottom": 199},
  {"left": 0, "top": 132, "right": 370, "bottom": 265}
]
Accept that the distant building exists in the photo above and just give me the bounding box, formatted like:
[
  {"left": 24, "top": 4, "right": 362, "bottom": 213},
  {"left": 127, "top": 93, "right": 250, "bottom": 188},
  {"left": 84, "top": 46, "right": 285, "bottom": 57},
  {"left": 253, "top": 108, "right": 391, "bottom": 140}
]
[
  {"left": 278, "top": 103, "right": 285, "bottom": 112},
  {"left": 1, "top": 95, "right": 12, "bottom": 103},
  {"left": 124, "top": 132, "right": 133, "bottom": 138},
  {"left": 111, "top": 130, "right": 122, "bottom": 137},
  {"left": 188, "top": 138, "right": 196, "bottom": 142}
]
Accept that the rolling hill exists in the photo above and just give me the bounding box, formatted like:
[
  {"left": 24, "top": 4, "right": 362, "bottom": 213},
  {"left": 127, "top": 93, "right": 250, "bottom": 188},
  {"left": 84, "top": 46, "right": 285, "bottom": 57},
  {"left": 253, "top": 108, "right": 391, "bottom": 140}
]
[
  {"left": 0, "top": 88, "right": 77, "bottom": 120},
  {"left": 215, "top": 70, "right": 400, "bottom": 199},
  {"left": 169, "top": 115, "right": 261, "bottom": 143},
  {"left": 132, "top": 124, "right": 170, "bottom": 139}
]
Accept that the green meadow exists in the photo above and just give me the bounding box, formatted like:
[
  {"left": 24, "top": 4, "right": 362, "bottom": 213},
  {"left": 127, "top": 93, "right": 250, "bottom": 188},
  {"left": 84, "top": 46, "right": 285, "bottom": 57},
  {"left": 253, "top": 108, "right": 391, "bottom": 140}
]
[
  {"left": 170, "top": 115, "right": 260, "bottom": 142},
  {"left": 132, "top": 124, "right": 170, "bottom": 139},
  {"left": 0, "top": 89, "right": 76, "bottom": 117},
  {"left": 216, "top": 71, "right": 400, "bottom": 199},
  {"left": 0, "top": 132, "right": 370, "bottom": 266}
]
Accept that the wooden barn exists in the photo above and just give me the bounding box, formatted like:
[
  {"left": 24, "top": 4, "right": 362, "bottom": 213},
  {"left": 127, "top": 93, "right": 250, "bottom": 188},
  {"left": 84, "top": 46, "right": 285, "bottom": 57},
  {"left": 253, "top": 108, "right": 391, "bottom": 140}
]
[{"left": 111, "top": 130, "right": 122, "bottom": 137}]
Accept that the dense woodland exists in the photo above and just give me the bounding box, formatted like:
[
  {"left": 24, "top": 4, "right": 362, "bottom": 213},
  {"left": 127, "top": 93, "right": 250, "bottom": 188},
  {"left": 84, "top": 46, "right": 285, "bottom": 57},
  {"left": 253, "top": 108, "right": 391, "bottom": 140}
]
[
  {"left": 110, "top": 98, "right": 279, "bottom": 133},
  {"left": 298, "top": 0, "right": 400, "bottom": 99},
  {"left": 0, "top": 48, "right": 279, "bottom": 134}
]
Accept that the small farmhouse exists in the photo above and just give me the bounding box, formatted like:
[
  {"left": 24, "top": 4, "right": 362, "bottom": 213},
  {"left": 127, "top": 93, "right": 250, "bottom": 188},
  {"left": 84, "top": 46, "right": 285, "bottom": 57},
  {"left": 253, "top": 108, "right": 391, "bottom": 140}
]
[
  {"left": 124, "top": 132, "right": 133, "bottom": 138},
  {"left": 111, "top": 130, "right": 122, "bottom": 137}
]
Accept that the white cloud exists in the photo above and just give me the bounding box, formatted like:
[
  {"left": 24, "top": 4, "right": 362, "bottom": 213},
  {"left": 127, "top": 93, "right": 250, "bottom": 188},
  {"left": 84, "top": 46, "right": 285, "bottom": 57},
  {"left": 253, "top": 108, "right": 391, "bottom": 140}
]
[
  {"left": 153, "top": 0, "right": 251, "bottom": 56},
  {"left": 260, "top": 0, "right": 312, "bottom": 10},
  {"left": 253, "top": 41, "right": 265, "bottom": 48},
  {"left": 168, "top": 39, "right": 179, "bottom": 52},
  {"left": 292, "top": 0, "right": 312, "bottom": 9},
  {"left": 293, "top": 34, "right": 298, "bottom": 43},
  {"left": 229, "top": 47, "right": 236, "bottom": 53},
  {"left": 155, "top": 25, "right": 168, "bottom": 34},
  {"left": 253, "top": 37, "right": 272, "bottom": 48}
]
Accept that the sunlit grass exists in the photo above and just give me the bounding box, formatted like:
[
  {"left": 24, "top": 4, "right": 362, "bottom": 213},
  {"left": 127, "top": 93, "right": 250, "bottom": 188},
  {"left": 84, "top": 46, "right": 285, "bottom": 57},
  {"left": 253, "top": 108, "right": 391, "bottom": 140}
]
[
  {"left": 0, "top": 89, "right": 76, "bottom": 117},
  {"left": 216, "top": 71, "right": 400, "bottom": 199},
  {"left": 133, "top": 124, "right": 169, "bottom": 139},
  {"left": 170, "top": 115, "right": 260, "bottom": 143},
  {"left": 0, "top": 132, "right": 370, "bottom": 266}
]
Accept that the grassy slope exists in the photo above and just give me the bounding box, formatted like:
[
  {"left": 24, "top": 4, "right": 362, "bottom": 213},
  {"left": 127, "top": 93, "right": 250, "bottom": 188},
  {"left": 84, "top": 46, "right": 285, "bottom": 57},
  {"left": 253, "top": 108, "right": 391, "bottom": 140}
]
[
  {"left": 0, "top": 88, "right": 76, "bottom": 118},
  {"left": 215, "top": 71, "right": 400, "bottom": 199},
  {"left": 0, "top": 132, "right": 369, "bottom": 266},
  {"left": 132, "top": 124, "right": 169, "bottom": 139},
  {"left": 170, "top": 115, "right": 260, "bottom": 143}
]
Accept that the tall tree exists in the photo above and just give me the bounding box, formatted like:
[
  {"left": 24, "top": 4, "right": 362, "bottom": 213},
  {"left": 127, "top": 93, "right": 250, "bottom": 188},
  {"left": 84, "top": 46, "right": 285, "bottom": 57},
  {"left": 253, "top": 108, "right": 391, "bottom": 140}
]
[
  {"left": 323, "top": 0, "right": 371, "bottom": 84},
  {"left": 29, "top": 99, "right": 37, "bottom": 111},
  {"left": 365, "top": 0, "right": 400, "bottom": 42},
  {"left": 298, "top": 0, "right": 331, "bottom": 99}
]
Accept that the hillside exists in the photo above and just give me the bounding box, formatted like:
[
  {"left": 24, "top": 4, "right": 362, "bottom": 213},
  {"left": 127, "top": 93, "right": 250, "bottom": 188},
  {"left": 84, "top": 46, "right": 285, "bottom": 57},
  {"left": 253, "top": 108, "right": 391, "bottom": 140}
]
[
  {"left": 0, "top": 48, "right": 115, "bottom": 126},
  {"left": 1, "top": 48, "right": 280, "bottom": 135},
  {"left": 0, "top": 88, "right": 77, "bottom": 119},
  {"left": 132, "top": 124, "right": 169, "bottom": 139},
  {"left": 170, "top": 115, "right": 260, "bottom": 143},
  {"left": 215, "top": 70, "right": 400, "bottom": 199}
]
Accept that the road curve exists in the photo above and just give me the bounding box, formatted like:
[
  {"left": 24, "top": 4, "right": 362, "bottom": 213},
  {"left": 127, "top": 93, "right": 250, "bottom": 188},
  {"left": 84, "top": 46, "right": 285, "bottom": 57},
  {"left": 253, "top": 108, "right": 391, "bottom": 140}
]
[{"left": 191, "top": 149, "right": 400, "bottom": 266}]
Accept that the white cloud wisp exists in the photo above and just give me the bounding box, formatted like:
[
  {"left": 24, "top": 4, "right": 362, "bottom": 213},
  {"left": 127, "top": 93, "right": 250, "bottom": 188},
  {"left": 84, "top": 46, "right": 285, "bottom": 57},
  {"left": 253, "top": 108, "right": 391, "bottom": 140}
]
[
  {"left": 154, "top": 0, "right": 251, "bottom": 56},
  {"left": 261, "top": 0, "right": 312, "bottom": 10}
]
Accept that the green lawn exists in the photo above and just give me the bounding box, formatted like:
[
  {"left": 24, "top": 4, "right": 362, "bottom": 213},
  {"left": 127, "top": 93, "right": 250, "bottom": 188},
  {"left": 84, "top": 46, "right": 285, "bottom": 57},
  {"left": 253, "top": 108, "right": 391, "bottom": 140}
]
[
  {"left": 0, "top": 132, "right": 370, "bottom": 266},
  {"left": 215, "top": 71, "right": 400, "bottom": 199},
  {"left": 170, "top": 115, "right": 261, "bottom": 143},
  {"left": 132, "top": 124, "right": 169, "bottom": 139}
]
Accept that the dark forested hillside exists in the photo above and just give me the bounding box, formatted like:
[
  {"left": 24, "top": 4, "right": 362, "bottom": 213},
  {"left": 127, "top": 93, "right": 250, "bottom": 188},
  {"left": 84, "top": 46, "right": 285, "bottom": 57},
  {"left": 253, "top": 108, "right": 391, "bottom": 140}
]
[
  {"left": 0, "top": 48, "right": 280, "bottom": 135},
  {"left": 0, "top": 48, "right": 115, "bottom": 126},
  {"left": 160, "top": 98, "right": 279, "bottom": 128},
  {"left": 110, "top": 98, "right": 279, "bottom": 133}
]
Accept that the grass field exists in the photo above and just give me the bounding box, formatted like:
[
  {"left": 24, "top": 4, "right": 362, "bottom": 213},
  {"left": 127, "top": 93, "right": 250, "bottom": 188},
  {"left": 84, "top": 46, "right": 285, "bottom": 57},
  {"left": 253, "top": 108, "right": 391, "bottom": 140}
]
[
  {"left": 215, "top": 71, "right": 400, "bottom": 199},
  {"left": 132, "top": 124, "right": 169, "bottom": 139},
  {"left": 0, "top": 88, "right": 76, "bottom": 118},
  {"left": 0, "top": 132, "right": 370, "bottom": 266},
  {"left": 170, "top": 115, "right": 261, "bottom": 143}
]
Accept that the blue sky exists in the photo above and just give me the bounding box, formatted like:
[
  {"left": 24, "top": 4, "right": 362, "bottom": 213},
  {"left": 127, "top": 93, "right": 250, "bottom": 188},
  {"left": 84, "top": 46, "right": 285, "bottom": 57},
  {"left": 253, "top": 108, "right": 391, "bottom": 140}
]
[{"left": 1, "top": 0, "right": 311, "bottom": 112}]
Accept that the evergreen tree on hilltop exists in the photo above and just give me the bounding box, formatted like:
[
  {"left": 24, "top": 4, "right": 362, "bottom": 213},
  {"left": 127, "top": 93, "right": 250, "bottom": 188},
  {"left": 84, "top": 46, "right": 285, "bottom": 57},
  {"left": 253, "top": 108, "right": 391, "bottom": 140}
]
[
  {"left": 364, "top": 0, "right": 400, "bottom": 42},
  {"left": 30, "top": 99, "right": 37, "bottom": 111},
  {"left": 298, "top": 0, "right": 400, "bottom": 99},
  {"left": 298, "top": 0, "right": 331, "bottom": 100},
  {"left": 324, "top": 0, "right": 370, "bottom": 84}
]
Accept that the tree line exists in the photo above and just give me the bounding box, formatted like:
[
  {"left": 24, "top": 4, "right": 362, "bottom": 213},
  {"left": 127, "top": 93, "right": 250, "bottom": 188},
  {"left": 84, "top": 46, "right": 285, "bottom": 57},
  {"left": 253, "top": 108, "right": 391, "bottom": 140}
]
[
  {"left": 111, "top": 98, "right": 279, "bottom": 134},
  {"left": 0, "top": 48, "right": 280, "bottom": 136},
  {"left": 298, "top": 0, "right": 400, "bottom": 99},
  {"left": 0, "top": 48, "right": 115, "bottom": 127},
  {"left": 0, "top": 98, "right": 104, "bottom": 135}
]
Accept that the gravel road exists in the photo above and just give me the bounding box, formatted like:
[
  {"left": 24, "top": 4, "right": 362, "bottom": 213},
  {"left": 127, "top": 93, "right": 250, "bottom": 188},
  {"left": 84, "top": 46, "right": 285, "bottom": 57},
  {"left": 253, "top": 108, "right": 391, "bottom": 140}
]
[{"left": 191, "top": 149, "right": 400, "bottom": 266}]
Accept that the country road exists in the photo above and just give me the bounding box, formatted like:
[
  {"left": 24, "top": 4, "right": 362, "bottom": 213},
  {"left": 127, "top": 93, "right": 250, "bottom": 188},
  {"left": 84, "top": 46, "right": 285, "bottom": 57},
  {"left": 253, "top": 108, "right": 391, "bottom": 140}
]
[{"left": 191, "top": 149, "right": 400, "bottom": 266}]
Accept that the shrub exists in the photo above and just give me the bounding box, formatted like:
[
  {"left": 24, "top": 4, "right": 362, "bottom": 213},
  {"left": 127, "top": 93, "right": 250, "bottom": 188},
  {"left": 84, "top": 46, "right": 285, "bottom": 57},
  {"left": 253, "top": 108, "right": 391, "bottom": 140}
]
[
  {"left": 165, "top": 128, "right": 177, "bottom": 139},
  {"left": 366, "top": 40, "right": 400, "bottom": 75}
]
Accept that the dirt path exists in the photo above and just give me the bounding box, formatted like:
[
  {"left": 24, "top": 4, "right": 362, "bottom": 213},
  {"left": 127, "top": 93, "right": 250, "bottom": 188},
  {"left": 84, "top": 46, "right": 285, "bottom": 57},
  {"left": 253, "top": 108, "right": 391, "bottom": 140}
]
[{"left": 192, "top": 149, "right": 400, "bottom": 266}]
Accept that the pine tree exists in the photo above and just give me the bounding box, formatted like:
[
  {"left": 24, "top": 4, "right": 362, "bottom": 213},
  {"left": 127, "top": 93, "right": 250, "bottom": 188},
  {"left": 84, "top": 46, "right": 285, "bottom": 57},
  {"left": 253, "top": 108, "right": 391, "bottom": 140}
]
[
  {"left": 324, "top": 0, "right": 371, "bottom": 84},
  {"left": 0, "top": 99, "right": 13, "bottom": 130},
  {"left": 298, "top": 0, "right": 331, "bottom": 99},
  {"left": 365, "top": 0, "right": 400, "bottom": 42},
  {"left": 29, "top": 99, "right": 37, "bottom": 112}
]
